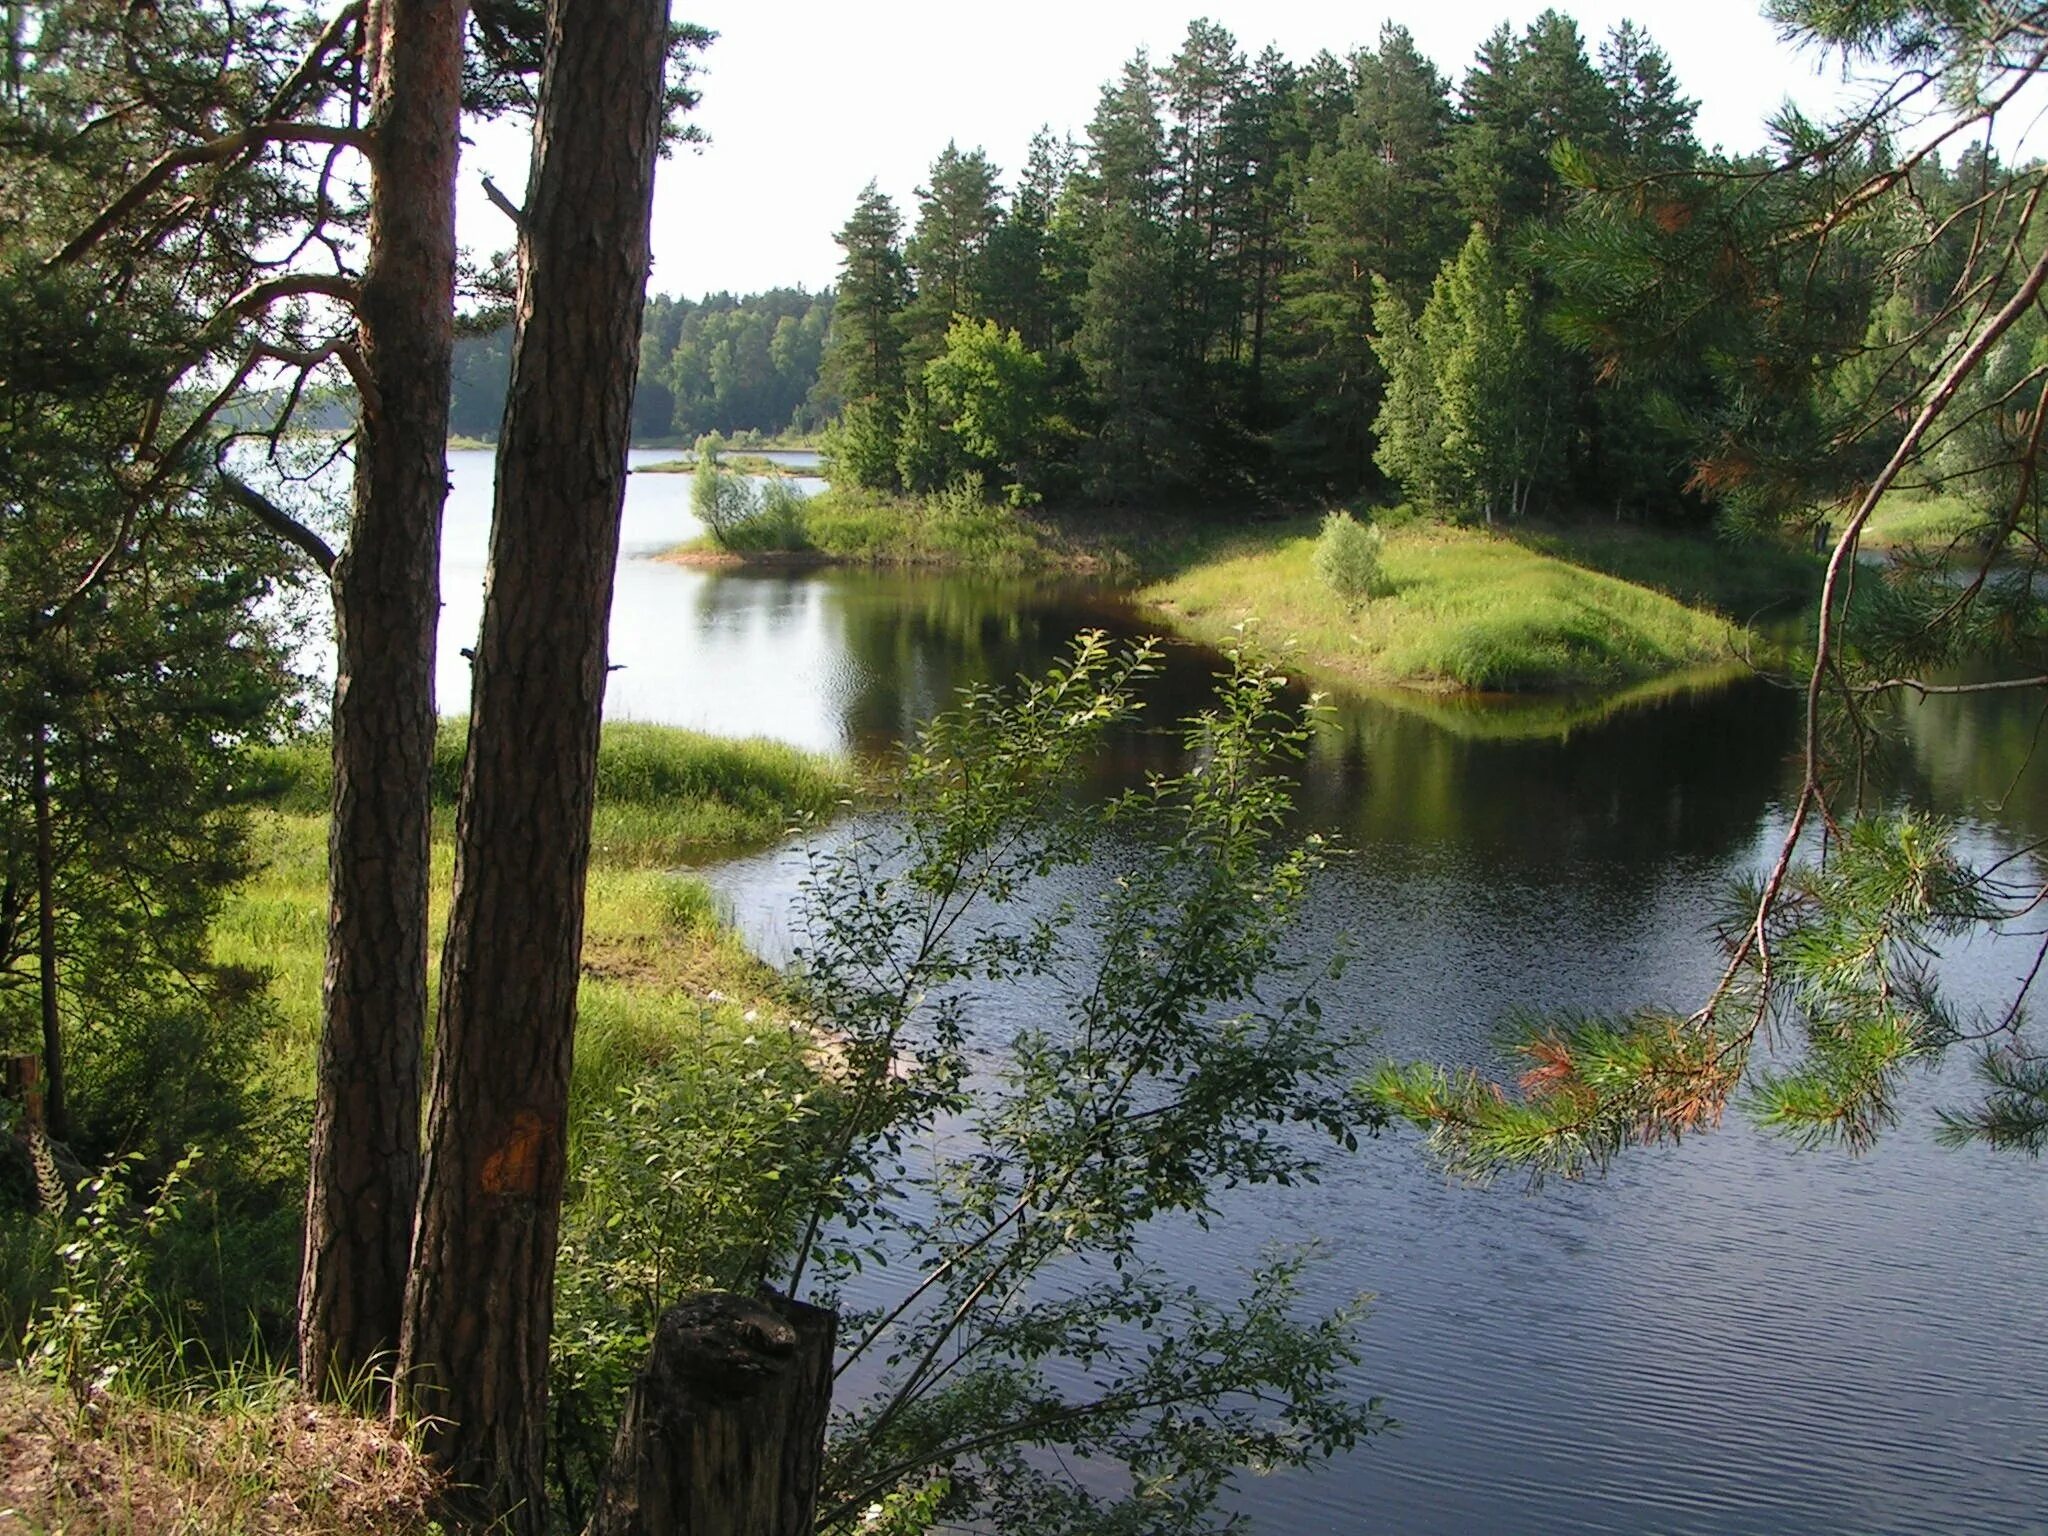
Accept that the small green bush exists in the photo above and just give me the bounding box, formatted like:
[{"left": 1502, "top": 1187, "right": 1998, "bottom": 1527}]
[
  {"left": 691, "top": 435, "right": 812, "bottom": 552},
  {"left": 1311, "top": 510, "right": 1387, "bottom": 609}
]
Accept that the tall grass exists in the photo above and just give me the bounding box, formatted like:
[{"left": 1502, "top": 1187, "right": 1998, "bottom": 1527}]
[
  {"left": 250, "top": 717, "right": 847, "bottom": 862},
  {"left": 222, "top": 719, "right": 848, "bottom": 1107}
]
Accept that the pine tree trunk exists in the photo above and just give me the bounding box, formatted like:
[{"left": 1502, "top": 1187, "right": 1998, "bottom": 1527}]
[
  {"left": 396, "top": 0, "right": 670, "bottom": 1526},
  {"left": 586, "top": 1293, "right": 837, "bottom": 1536},
  {"left": 29, "top": 724, "right": 66, "bottom": 1144},
  {"left": 299, "top": 0, "right": 465, "bottom": 1399}
]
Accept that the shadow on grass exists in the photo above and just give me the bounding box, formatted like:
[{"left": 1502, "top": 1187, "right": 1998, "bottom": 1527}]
[{"left": 1506, "top": 520, "right": 1824, "bottom": 626}]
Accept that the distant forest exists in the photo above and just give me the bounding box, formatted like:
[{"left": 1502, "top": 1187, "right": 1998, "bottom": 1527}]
[{"left": 449, "top": 286, "right": 836, "bottom": 443}]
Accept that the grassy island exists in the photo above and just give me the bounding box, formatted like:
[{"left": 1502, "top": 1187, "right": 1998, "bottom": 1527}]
[
  {"left": 635, "top": 452, "right": 814, "bottom": 478},
  {"left": 661, "top": 484, "right": 1136, "bottom": 573}
]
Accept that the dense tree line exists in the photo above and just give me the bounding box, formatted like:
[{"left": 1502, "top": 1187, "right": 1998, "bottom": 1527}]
[
  {"left": 450, "top": 286, "right": 835, "bottom": 443},
  {"left": 815, "top": 11, "right": 2015, "bottom": 524}
]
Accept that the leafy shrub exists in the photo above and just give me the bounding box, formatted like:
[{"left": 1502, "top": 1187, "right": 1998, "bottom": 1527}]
[
  {"left": 689, "top": 435, "right": 756, "bottom": 546},
  {"left": 550, "top": 1019, "right": 819, "bottom": 1524},
  {"left": 820, "top": 398, "right": 902, "bottom": 492},
  {"left": 691, "top": 434, "right": 812, "bottom": 552},
  {"left": 744, "top": 478, "right": 811, "bottom": 550},
  {"left": 1312, "top": 510, "right": 1387, "bottom": 609},
  {"left": 541, "top": 637, "right": 1381, "bottom": 1532},
  {"left": 23, "top": 1153, "right": 193, "bottom": 1403},
  {"left": 774, "top": 633, "right": 1382, "bottom": 1529}
]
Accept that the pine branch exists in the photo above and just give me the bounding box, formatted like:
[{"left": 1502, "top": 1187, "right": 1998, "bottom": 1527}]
[{"left": 49, "top": 121, "right": 371, "bottom": 267}]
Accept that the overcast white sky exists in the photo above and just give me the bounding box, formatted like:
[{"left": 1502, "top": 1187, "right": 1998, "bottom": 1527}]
[{"left": 459, "top": 1, "right": 1867, "bottom": 300}]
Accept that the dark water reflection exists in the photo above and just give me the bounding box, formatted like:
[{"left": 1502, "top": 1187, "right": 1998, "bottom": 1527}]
[
  {"left": 675, "top": 585, "right": 2045, "bottom": 1536},
  {"left": 434, "top": 454, "right": 2045, "bottom": 1533}
]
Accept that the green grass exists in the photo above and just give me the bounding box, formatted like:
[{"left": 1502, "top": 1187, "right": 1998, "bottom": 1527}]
[
  {"left": 800, "top": 485, "right": 1064, "bottom": 569},
  {"left": 249, "top": 716, "right": 846, "bottom": 864},
  {"left": 1858, "top": 489, "right": 2009, "bottom": 553},
  {"left": 635, "top": 453, "right": 812, "bottom": 477},
  {"left": 1143, "top": 518, "right": 1743, "bottom": 693},
  {"left": 0, "top": 722, "right": 846, "bottom": 1517},
  {"left": 219, "top": 719, "right": 848, "bottom": 1116},
  {"left": 1509, "top": 520, "right": 1822, "bottom": 623},
  {"left": 667, "top": 483, "right": 1083, "bottom": 573}
]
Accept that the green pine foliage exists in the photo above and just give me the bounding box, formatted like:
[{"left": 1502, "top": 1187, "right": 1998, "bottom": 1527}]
[
  {"left": 809, "top": 12, "right": 1761, "bottom": 516},
  {"left": 1364, "top": 4, "right": 2048, "bottom": 1179}
]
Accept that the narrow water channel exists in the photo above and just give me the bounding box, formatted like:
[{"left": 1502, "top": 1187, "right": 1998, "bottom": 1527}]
[{"left": 434, "top": 450, "right": 2046, "bottom": 1534}]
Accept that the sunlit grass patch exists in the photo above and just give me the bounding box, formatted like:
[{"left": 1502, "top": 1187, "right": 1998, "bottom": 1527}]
[
  {"left": 1143, "top": 518, "right": 1740, "bottom": 693},
  {"left": 219, "top": 721, "right": 847, "bottom": 1112},
  {"left": 1859, "top": 489, "right": 2015, "bottom": 553}
]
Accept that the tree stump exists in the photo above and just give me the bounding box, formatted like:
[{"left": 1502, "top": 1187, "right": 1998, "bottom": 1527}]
[
  {"left": 586, "top": 1290, "right": 837, "bottom": 1536},
  {"left": 3, "top": 1056, "right": 43, "bottom": 1134}
]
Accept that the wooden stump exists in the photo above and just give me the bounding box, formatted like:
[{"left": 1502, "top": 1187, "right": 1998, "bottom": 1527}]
[{"left": 586, "top": 1290, "right": 837, "bottom": 1536}]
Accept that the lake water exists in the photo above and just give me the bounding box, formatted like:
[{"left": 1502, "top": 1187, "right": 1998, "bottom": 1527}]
[{"left": 433, "top": 450, "right": 2047, "bottom": 1533}]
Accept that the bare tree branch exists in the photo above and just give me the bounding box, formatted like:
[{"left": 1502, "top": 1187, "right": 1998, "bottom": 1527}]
[
  {"left": 481, "top": 174, "right": 526, "bottom": 229},
  {"left": 215, "top": 462, "right": 338, "bottom": 576}
]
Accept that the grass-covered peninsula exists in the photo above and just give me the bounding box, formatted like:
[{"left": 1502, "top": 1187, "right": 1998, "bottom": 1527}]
[
  {"left": 228, "top": 720, "right": 851, "bottom": 1111},
  {"left": 671, "top": 482, "right": 1816, "bottom": 694},
  {"left": 1142, "top": 519, "right": 1750, "bottom": 692}
]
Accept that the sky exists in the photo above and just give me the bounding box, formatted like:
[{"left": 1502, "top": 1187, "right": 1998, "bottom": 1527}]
[{"left": 457, "top": 1, "right": 1869, "bottom": 301}]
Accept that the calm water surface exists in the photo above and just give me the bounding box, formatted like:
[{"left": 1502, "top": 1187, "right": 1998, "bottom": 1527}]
[{"left": 436, "top": 452, "right": 2047, "bottom": 1533}]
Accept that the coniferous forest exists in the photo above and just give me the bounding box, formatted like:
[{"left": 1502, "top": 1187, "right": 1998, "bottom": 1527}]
[
  {"left": 808, "top": 10, "right": 1995, "bottom": 520},
  {"left": 477, "top": 9, "right": 2021, "bottom": 539}
]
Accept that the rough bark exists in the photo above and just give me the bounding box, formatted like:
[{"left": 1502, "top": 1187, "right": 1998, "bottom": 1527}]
[
  {"left": 587, "top": 1293, "right": 837, "bottom": 1536},
  {"left": 29, "top": 724, "right": 66, "bottom": 1144},
  {"left": 298, "top": 0, "right": 465, "bottom": 1398},
  {"left": 395, "top": 0, "right": 670, "bottom": 1525}
]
